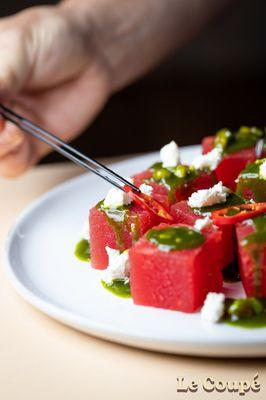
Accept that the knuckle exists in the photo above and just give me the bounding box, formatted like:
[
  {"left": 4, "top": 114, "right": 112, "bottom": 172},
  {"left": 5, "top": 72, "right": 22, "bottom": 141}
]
[
  {"left": 0, "top": 25, "right": 27, "bottom": 46},
  {"left": 0, "top": 68, "right": 20, "bottom": 93}
]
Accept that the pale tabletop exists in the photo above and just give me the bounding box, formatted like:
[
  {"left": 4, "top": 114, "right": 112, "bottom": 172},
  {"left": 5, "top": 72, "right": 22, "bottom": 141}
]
[{"left": 0, "top": 161, "right": 265, "bottom": 400}]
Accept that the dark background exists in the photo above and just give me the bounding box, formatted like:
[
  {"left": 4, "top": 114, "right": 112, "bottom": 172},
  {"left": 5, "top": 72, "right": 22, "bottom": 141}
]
[{"left": 1, "top": 0, "right": 266, "bottom": 162}]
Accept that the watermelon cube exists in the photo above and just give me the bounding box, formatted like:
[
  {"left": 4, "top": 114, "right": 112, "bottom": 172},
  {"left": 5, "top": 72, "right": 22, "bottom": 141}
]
[
  {"left": 202, "top": 136, "right": 257, "bottom": 191},
  {"left": 129, "top": 223, "right": 223, "bottom": 312},
  {"left": 133, "top": 170, "right": 170, "bottom": 210},
  {"left": 133, "top": 167, "right": 215, "bottom": 209},
  {"left": 236, "top": 159, "right": 266, "bottom": 202},
  {"left": 170, "top": 201, "right": 235, "bottom": 269},
  {"left": 177, "top": 172, "right": 216, "bottom": 201},
  {"left": 236, "top": 215, "right": 266, "bottom": 297},
  {"left": 89, "top": 202, "right": 158, "bottom": 269},
  {"left": 170, "top": 200, "right": 200, "bottom": 225}
]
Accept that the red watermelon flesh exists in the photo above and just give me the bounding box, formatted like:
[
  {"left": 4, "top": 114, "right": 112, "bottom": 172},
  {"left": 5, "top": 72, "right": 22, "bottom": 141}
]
[
  {"left": 129, "top": 223, "right": 223, "bottom": 312},
  {"left": 89, "top": 202, "right": 158, "bottom": 269},
  {"left": 202, "top": 136, "right": 257, "bottom": 191},
  {"left": 236, "top": 221, "right": 266, "bottom": 297},
  {"left": 132, "top": 169, "right": 216, "bottom": 208},
  {"left": 132, "top": 170, "right": 170, "bottom": 210},
  {"left": 132, "top": 169, "right": 152, "bottom": 186},
  {"left": 170, "top": 201, "right": 235, "bottom": 269},
  {"left": 170, "top": 200, "right": 198, "bottom": 225}
]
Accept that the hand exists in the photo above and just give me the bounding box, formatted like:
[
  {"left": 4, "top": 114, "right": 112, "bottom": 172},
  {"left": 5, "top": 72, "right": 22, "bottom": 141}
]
[
  {"left": 0, "top": 5, "right": 111, "bottom": 177},
  {"left": 0, "top": 0, "right": 229, "bottom": 177}
]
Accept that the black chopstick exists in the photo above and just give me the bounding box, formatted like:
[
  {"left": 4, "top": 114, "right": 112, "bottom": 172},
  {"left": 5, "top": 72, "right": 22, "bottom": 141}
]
[{"left": 0, "top": 104, "right": 140, "bottom": 193}]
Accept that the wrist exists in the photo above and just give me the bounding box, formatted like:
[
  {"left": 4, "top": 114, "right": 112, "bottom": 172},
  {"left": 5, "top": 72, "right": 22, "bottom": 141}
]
[
  {"left": 58, "top": 0, "right": 114, "bottom": 94},
  {"left": 59, "top": 0, "right": 231, "bottom": 93},
  {"left": 59, "top": 0, "right": 186, "bottom": 92}
]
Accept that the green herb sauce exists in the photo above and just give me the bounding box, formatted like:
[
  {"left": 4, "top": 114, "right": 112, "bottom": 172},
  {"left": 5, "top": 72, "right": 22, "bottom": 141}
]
[
  {"left": 192, "top": 192, "right": 245, "bottom": 215},
  {"left": 236, "top": 159, "right": 266, "bottom": 202},
  {"left": 214, "top": 128, "right": 233, "bottom": 151},
  {"left": 96, "top": 200, "right": 131, "bottom": 252},
  {"left": 130, "top": 218, "right": 140, "bottom": 243},
  {"left": 224, "top": 298, "right": 266, "bottom": 329},
  {"left": 227, "top": 314, "right": 266, "bottom": 328},
  {"left": 74, "top": 239, "right": 91, "bottom": 262},
  {"left": 244, "top": 215, "right": 266, "bottom": 246},
  {"left": 146, "top": 226, "right": 205, "bottom": 251},
  {"left": 214, "top": 126, "right": 265, "bottom": 155},
  {"left": 101, "top": 279, "right": 131, "bottom": 298},
  {"left": 150, "top": 162, "right": 198, "bottom": 203}
]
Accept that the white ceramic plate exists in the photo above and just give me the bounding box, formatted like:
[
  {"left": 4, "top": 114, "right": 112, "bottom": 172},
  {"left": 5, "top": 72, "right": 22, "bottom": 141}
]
[{"left": 4, "top": 145, "right": 266, "bottom": 357}]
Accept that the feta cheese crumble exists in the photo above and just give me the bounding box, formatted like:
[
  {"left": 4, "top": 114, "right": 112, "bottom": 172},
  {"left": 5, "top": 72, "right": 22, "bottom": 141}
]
[
  {"left": 191, "top": 148, "right": 222, "bottom": 171},
  {"left": 188, "top": 182, "right": 229, "bottom": 208},
  {"left": 102, "top": 247, "right": 130, "bottom": 284},
  {"left": 139, "top": 183, "right": 153, "bottom": 196},
  {"left": 160, "top": 141, "right": 180, "bottom": 168},
  {"left": 201, "top": 292, "right": 225, "bottom": 323},
  {"left": 103, "top": 187, "right": 132, "bottom": 208},
  {"left": 260, "top": 160, "right": 266, "bottom": 180},
  {"left": 194, "top": 215, "right": 214, "bottom": 232}
]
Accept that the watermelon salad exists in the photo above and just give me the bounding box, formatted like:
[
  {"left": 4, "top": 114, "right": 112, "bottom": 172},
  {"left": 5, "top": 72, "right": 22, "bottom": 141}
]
[{"left": 75, "top": 126, "right": 266, "bottom": 328}]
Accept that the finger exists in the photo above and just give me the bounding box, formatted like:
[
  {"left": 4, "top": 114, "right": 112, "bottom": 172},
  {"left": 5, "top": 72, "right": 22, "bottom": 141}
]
[
  {"left": 0, "top": 135, "right": 38, "bottom": 178},
  {"left": 0, "top": 121, "right": 25, "bottom": 158},
  {"left": 0, "top": 110, "right": 50, "bottom": 177},
  {"left": 13, "top": 61, "right": 111, "bottom": 139},
  {"left": 0, "top": 7, "right": 91, "bottom": 97}
]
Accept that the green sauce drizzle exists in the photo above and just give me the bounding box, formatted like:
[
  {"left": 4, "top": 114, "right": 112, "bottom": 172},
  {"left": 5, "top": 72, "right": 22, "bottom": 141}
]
[
  {"left": 214, "top": 126, "right": 265, "bottom": 155},
  {"left": 227, "top": 314, "right": 266, "bottom": 329},
  {"left": 224, "top": 298, "right": 266, "bottom": 329},
  {"left": 74, "top": 239, "right": 91, "bottom": 262},
  {"left": 96, "top": 200, "right": 131, "bottom": 252},
  {"left": 236, "top": 159, "right": 266, "bottom": 202},
  {"left": 244, "top": 214, "right": 266, "bottom": 246},
  {"left": 101, "top": 279, "right": 131, "bottom": 298},
  {"left": 130, "top": 218, "right": 140, "bottom": 242},
  {"left": 146, "top": 226, "right": 205, "bottom": 251},
  {"left": 214, "top": 128, "right": 233, "bottom": 151},
  {"left": 192, "top": 192, "right": 245, "bottom": 215},
  {"left": 150, "top": 163, "right": 198, "bottom": 203}
]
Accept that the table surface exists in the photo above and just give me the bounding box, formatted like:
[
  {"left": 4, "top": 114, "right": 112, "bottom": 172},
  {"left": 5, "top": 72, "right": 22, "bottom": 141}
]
[{"left": 0, "top": 161, "right": 265, "bottom": 400}]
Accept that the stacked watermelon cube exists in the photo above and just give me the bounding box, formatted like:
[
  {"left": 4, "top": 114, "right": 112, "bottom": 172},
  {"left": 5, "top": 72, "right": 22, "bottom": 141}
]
[
  {"left": 236, "top": 158, "right": 266, "bottom": 202},
  {"left": 170, "top": 200, "right": 236, "bottom": 269},
  {"left": 88, "top": 127, "right": 266, "bottom": 313},
  {"left": 89, "top": 202, "right": 158, "bottom": 269},
  {"left": 129, "top": 224, "right": 223, "bottom": 312},
  {"left": 236, "top": 215, "right": 266, "bottom": 297},
  {"left": 202, "top": 127, "right": 265, "bottom": 191}
]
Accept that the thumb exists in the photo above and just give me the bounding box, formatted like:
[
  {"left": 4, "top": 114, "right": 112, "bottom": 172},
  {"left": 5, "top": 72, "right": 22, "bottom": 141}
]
[{"left": 0, "top": 15, "right": 37, "bottom": 177}]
